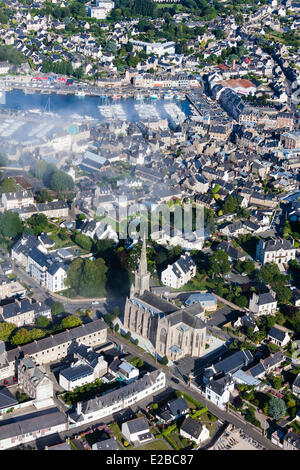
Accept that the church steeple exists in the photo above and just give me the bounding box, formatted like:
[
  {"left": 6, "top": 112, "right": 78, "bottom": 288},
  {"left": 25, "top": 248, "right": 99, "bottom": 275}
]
[
  {"left": 133, "top": 234, "right": 150, "bottom": 297},
  {"left": 139, "top": 234, "right": 148, "bottom": 276}
]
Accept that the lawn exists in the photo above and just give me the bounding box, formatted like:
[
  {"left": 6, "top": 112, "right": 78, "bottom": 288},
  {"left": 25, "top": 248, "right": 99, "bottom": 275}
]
[
  {"left": 289, "top": 420, "right": 300, "bottom": 434},
  {"left": 166, "top": 432, "right": 186, "bottom": 449},
  {"left": 109, "top": 422, "right": 123, "bottom": 442},
  {"left": 196, "top": 412, "right": 217, "bottom": 437},
  {"left": 135, "top": 438, "right": 170, "bottom": 451},
  {"left": 49, "top": 232, "right": 75, "bottom": 249}
]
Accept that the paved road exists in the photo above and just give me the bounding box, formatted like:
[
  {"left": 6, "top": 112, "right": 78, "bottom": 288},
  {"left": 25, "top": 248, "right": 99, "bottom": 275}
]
[
  {"left": 6, "top": 258, "right": 279, "bottom": 450},
  {"left": 107, "top": 332, "right": 278, "bottom": 451}
]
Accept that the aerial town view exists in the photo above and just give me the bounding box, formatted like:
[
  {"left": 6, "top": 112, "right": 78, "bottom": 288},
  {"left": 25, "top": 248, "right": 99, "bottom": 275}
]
[{"left": 0, "top": 0, "right": 298, "bottom": 458}]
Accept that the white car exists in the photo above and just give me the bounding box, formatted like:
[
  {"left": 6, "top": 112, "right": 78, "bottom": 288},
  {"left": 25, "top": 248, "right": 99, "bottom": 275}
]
[{"left": 92, "top": 301, "right": 99, "bottom": 305}]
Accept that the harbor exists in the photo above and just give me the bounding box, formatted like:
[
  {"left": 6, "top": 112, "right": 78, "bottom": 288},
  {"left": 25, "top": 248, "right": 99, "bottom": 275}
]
[{"left": 0, "top": 88, "right": 193, "bottom": 127}]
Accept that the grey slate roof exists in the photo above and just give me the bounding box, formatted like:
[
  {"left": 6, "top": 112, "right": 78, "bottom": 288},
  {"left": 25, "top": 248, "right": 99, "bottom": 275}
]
[
  {"left": 76, "top": 370, "right": 163, "bottom": 418},
  {"left": 125, "top": 417, "right": 149, "bottom": 434},
  {"left": 214, "top": 350, "right": 253, "bottom": 375},
  {"left": 0, "top": 407, "right": 66, "bottom": 440},
  {"left": 0, "top": 388, "right": 18, "bottom": 410},
  {"left": 168, "top": 397, "right": 189, "bottom": 417},
  {"left": 7, "top": 318, "right": 106, "bottom": 362},
  {"left": 92, "top": 438, "right": 119, "bottom": 450},
  {"left": 268, "top": 327, "right": 286, "bottom": 342},
  {"left": 180, "top": 416, "right": 203, "bottom": 439}
]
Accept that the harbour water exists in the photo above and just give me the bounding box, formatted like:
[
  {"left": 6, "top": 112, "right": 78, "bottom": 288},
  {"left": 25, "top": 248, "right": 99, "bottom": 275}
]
[{"left": 1, "top": 89, "right": 192, "bottom": 124}]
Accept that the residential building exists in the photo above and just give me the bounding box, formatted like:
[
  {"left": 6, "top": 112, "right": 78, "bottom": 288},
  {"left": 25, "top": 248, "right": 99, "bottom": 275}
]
[
  {"left": 2, "top": 190, "right": 34, "bottom": 211},
  {"left": 5, "top": 319, "right": 107, "bottom": 378},
  {"left": 205, "top": 374, "right": 235, "bottom": 410},
  {"left": 68, "top": 370, "right": 166, "bottom": 426},
  {"left": 92, "top": 438, "right": 119, "bottom": 450},
  {"left": 59, "top": 344, "right": 108, "bottom": 391},
  {"left": 161, "top": 254, "right": 196, "bottom": 289},
  {"left": 256, "top": 237, "right": 296, "bottom": 266},
  {"left": 121, "top": 417, "right": 153, "bottom": 445},
  {"left": 0, "top": 407, "right": 67, "bottom": 450},
  {"left": 155, "top": 396, "right": 189, "bottom": 424},
  {"left": 17, "top": 357, "right": 54, "bottom": 401},
  {"left": 185, "top": 293, "right": 218, "bottom": 312},
  {"left": 249, "top": 291, "right": 277, "bottom": 316},
  {"left": 283, "top": 431, "right": 300, "bottom": 450},
  {"left": 268, "top": 326, "right": 291, "bottom": 347},
  {"left": 117, "top": 360, "right": 139, "bottom": 384},
  {"left": 180, "top": 416, "right": 209, "bottom": 445}
]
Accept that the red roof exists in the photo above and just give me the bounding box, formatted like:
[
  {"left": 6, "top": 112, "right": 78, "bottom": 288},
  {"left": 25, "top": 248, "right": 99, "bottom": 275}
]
[{"left": 218, "top": 64, "right": 230, "bottom": 70}]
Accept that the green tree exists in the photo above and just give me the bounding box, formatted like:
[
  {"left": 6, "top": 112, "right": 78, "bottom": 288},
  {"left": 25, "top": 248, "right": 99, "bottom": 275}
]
[
  {"left": 66, "top": 258, "right": 84, "bottom": 293},
  {"left": 36, "top": 189, "right": 53, "bottom": 203},
  {"left": 160, "top": 356, "right": 168, "bottom": 365},
  {"left": 51, "top": 301, "right": 65, "bottom": 316},
  {"left": 0, "top": 177, "right": 19, "bottom": 193},
  {"left": 268, "top": 396, "right": 286, "bottom": 420},
  {"left": 0, "top": 322, "right": 16, "bottom": 341},
  {"left": 78, "top": 258, "right": 107, "bottom": 297},
  {"left": 125, "top": 331, "right": 131, "bottom": 340},
  {"left": 36, "top": 316, "right": 50, "bottom": 328},
  {"left": 61, "top": 315, "right": 82, "bottom": 329},
  {"left": 209, "top": 250, "right": 230, "bottom": 278},
  {"left": 0, "top": 212, "right": 23, "bottom": 239},
  {"left": 74, "top": 233, "right": 93, "bottom": 251},
  {"left": 50, "top": 170, "right": 74, "bottom": 192}
]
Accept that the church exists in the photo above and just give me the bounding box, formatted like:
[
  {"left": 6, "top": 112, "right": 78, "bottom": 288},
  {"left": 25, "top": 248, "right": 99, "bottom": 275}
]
[{"left": 123, "top": 237, "right": 207, "bottom": 362}]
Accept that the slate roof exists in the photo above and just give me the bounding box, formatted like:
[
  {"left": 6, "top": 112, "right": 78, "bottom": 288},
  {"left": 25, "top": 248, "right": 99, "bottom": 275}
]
[
  {"left": 214, "top": 350, "right": 253, "bottom": 375},
  {"left": 257, "top": 292, "right": 276, "bottom": 305},
  {"left": 168, "top": 397, "right": 189, "bottom": 417},
  {"left": 137, "top": 292, "right": 179, "bottom": 315},
  {"left": 0, "top": 388, "right": 18, "bottom": 410},
  {"left": 76, "top": 370, "right": 163, "bottom": 418},
  {"left": 268, "top": 327, "right": 287, "bottom": 342},
  {"left": 7, "top": 319, "right": 106, "bottom": 362},
  {"left": 125, "top": 417, "right": 149, "bottom": 434},
  {"left": 180, "top": 416, "right": 203, "bottom": 439},
  {"left": 92, "top": 438, "right": 119, "bottom": 450},
  {"left": 206, "top": 374, "right": 232, "bottom": 395},
  {"left": 0, "top": 407, "right": 66, "bottom": 440}
]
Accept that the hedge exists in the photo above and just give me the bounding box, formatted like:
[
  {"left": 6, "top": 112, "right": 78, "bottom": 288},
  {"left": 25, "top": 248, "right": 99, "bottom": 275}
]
[
  {"left": 176, "top": 391, "right": 206, "bottom": 410},
  {"left": 189, "top": 408, "right": 208, "bottom": 419}
]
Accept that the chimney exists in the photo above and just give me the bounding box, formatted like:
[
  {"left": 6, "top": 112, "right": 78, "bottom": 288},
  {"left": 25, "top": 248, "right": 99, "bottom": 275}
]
[
  {"left": 232, "top": 59, "right": 236, "bottom": 70},
  {"left": 77, "top": 402, "right": 82, "bottom": 415}
]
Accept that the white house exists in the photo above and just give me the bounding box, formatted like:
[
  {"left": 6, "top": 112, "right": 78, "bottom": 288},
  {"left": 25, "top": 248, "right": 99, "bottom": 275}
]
[
  {"left": 268, "top": 326, "right": 291, "bottom": 347},
  {"left": 161, "top": 254, "right": 196, "bottom": 289},
  {"left": 69, "top": 370, "right": 166, "bottom": 426},
  {"left": 87, "top": 0, "right": 114, "bottom": 19},
  {"left": 45, "top": 263, "right": 67, "bottom": 293},
  {"left": 117, "top": 361, "right": 139, "bottom": 384},
  {"left": 180, "top": 416, "right": 209, "bottom": 445},
  {"left": 256, "top": 237, "right": 296, "bottom": 266},
  {"left": 59, "top": 344, "right": 108, "bottom": 391},
  {"left": 0, "top": 407, "right": 67, "bottom": 450},
  {"left": 121, "top": 417, "right": 152, "bottom": 445},
  {"left": 2, "top": 190, "right": 34, "bottom": 211},
  {"left": 249, "top": 291, "right": 277, "bottom": 316},
  {"left": 205, "top": 374, "right": 234, "bottom": 410}
]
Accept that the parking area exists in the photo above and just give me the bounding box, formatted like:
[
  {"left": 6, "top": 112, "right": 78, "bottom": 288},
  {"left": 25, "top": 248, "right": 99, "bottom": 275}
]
[{"left": 210, "top": 424, "right": 265, "bottom": 450}]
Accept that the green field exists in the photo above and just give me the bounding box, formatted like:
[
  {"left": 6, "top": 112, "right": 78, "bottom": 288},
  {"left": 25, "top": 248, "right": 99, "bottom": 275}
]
[{"left": 134, "top": 439, "right": 170, "bottom": 451}]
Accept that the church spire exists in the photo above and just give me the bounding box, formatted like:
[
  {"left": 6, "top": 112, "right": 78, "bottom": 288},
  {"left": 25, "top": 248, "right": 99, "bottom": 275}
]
[
  {"left": 132, "top": 233, "right": 150, "bottom": 297},
  {"left": 139, "top": 233, "right": 147, "bottom": 276}
]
